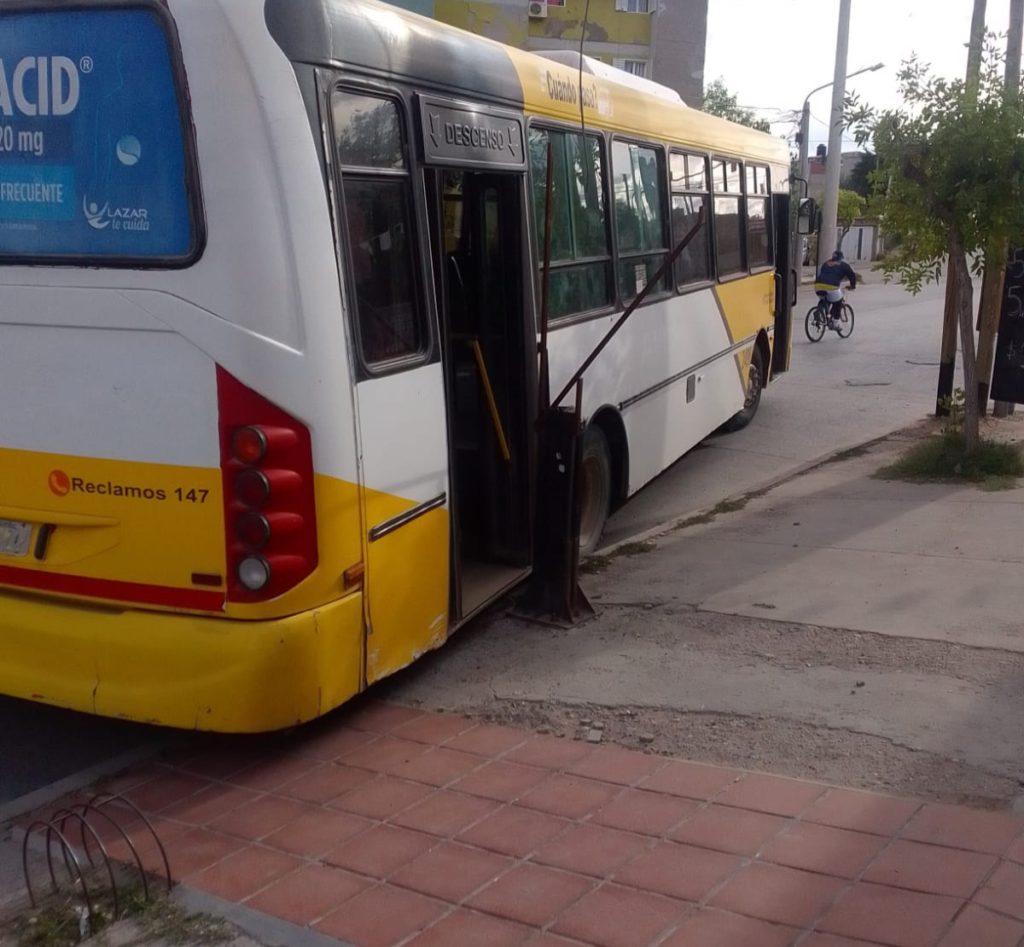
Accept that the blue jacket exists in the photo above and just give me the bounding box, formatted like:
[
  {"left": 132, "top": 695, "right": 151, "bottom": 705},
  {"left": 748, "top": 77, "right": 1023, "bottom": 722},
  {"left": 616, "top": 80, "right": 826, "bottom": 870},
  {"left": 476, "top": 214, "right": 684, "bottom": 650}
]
[{"left": 817, "top": 259, "right": 857, "bottom": 289}]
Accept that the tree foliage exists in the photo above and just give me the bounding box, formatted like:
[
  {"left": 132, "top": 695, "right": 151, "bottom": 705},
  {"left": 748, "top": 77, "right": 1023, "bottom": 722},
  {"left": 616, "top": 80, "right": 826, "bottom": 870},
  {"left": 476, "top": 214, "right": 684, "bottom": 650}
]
[
  {"left": 836, "top": 188, "right": 866, "bottom": 239},
  {"left": 847, "top": 36, "right": 1024, "bottom": 448},
  {"left": 846, "top": 151, "right": 878, "bottom": 199},
  {"left": 701, "top": 78, "right": 771, "bottom": 132}
]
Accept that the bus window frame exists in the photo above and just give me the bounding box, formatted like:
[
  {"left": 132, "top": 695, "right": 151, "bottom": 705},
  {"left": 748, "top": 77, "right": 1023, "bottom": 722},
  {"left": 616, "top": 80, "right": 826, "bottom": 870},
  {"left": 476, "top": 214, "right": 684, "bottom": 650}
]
[
  {"left": 609, "top": 135, "right": 673, "bottom": 308},
  {"left": 0, "top": 0, "right": 207, "bottom": 270},
  {"left": 744, "top": 162, "right": 775, "bottom": 275},
  {"left": 710, "top": 153, "right": 748, "bottom": 284},
  {"left": 526, "top": 119, "right": 617, "bottom": 332},
  {"left": 668, "top": 149, "right": 715, "bottom": 296},
  {"left": 322, "top": 80, "right": 438, "bottom": 380}
]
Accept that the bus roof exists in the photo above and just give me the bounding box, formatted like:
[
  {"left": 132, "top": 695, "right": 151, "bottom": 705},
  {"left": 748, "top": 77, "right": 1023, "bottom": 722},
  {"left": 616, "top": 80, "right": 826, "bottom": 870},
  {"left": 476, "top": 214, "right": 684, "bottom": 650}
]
[{"left": 264, "top": 0, "right": 790, "bottom": 169}]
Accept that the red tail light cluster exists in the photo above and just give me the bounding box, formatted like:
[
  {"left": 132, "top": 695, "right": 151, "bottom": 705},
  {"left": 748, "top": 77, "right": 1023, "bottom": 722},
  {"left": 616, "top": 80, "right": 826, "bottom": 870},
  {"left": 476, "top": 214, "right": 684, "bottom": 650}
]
[{"left": 216, "top": 367, "right": 318, "bottom": 602}]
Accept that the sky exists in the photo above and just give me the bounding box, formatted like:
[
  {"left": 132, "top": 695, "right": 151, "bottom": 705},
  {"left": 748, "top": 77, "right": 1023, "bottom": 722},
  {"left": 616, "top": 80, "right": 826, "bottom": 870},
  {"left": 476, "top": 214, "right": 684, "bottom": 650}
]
[{"left": 703, "top": 0, "right": 1013, "bottom": 153}]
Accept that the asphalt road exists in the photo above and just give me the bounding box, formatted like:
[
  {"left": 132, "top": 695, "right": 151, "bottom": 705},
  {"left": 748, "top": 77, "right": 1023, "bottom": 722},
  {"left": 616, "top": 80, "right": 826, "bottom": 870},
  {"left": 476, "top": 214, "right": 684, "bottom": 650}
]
[{"left": 0, "top": 276, "right": 952, "bottom": 809}]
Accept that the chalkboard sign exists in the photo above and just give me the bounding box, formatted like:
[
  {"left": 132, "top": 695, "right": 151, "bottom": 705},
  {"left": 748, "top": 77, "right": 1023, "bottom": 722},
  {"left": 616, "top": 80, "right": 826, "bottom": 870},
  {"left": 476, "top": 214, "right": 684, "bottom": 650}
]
[{"left": 991, "top": 246, "right": 1024, "bottom": 404}]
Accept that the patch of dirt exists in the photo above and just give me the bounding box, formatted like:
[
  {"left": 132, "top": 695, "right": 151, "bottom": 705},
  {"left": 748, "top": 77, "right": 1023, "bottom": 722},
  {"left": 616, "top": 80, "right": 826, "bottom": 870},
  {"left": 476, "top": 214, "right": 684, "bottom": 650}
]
[{"left": 465, "top": 699, "right": 1021, "bottom": 808}]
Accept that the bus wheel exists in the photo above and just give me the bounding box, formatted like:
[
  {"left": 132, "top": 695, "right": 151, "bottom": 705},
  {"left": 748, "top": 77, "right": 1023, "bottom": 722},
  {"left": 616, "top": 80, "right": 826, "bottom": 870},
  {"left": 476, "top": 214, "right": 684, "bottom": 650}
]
[
  {"left": 723, "top": 346, "right": 765, "bottom": 432},
  {"left": 578, "top": 425, "right": 612, "bottom": 555}
]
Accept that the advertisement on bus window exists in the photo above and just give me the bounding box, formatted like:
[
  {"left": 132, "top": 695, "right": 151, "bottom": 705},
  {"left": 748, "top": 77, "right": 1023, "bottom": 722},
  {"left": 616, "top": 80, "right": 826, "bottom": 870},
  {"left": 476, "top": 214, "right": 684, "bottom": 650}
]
[{"left": 0, "top": 7, "right": 195, "bottom": 261}]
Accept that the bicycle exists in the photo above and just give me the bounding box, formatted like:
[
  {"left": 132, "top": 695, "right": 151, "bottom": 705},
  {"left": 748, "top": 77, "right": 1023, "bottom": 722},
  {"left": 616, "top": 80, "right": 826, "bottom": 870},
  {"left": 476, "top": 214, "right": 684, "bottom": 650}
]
[{"left": 805, "top": 293, "right": 854, "bottom": 342}]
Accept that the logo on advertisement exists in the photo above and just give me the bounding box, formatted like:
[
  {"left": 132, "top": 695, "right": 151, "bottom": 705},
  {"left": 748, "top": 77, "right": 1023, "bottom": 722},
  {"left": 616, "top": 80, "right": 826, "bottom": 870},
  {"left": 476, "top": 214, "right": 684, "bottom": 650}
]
[
  {"left": 116, "top": 135, "right": 141, "bottom": 166},
  {"left": 0, "top": 56, "right": 81, "bottom": 118},
  {"left": 48, "top": 469, "right": 71, "bottom": 497},
  {"left": 83, "top": 196, "right": 150, "bottom": 232}
]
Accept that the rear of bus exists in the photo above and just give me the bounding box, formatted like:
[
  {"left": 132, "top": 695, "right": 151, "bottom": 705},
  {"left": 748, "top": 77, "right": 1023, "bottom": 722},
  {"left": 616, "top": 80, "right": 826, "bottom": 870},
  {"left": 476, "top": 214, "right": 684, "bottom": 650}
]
[{"left": 0, "top": 2, "right": 366, "bottom": 730}]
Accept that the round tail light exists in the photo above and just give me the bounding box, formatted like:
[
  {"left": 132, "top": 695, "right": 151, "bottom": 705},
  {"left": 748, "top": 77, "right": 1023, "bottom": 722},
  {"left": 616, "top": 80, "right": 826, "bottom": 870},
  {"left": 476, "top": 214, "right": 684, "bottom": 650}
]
[
  {"left": 236, "top": 512, "right": 271, "bottom": 549},
  {"left": 232, "top": 426, "right": 268, "bottom": 465},
  {"left": 238, "top": 556, "right": 271, "bottom": 592},
  {"left": 235, "top": 469, "right": 271, "bottom": 508}
]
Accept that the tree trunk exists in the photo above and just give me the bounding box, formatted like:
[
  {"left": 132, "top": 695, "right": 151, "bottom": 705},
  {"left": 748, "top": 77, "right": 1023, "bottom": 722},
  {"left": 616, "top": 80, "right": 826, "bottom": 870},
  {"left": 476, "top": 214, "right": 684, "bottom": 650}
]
[{"left": 949, "top": 237, "right": 980, "bottom": 449}]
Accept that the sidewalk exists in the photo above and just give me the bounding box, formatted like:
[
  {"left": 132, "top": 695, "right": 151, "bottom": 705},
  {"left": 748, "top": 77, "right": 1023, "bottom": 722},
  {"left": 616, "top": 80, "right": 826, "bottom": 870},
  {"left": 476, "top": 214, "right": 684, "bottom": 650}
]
[{"left": 8, "top": 701, "right": 1024, "bottom": 947}]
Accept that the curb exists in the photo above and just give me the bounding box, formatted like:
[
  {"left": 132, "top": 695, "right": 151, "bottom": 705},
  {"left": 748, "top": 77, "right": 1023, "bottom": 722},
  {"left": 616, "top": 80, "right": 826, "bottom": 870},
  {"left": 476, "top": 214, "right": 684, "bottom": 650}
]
[{"left": 594, "top": 428, "right": 898, "bottom": 559}]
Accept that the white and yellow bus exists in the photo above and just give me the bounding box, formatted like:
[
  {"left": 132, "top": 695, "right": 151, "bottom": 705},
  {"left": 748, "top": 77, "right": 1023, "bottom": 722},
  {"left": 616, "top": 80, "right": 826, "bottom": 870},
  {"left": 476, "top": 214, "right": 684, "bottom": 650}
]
[{"left": 0, "top": 0, "right": 794, "bottom": 731}]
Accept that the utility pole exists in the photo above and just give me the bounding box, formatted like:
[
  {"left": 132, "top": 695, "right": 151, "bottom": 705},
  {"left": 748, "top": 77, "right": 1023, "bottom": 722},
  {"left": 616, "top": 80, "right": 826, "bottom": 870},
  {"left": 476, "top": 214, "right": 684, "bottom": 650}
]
[
  {"left": 818, "top": 0, "right": 851, "bottom": 266},
  {"left": 980, "top": 0, "right": 1023, "bottom": 418},
  {"left": 936, "top": 0, "right": 987, "bottom": 416}
]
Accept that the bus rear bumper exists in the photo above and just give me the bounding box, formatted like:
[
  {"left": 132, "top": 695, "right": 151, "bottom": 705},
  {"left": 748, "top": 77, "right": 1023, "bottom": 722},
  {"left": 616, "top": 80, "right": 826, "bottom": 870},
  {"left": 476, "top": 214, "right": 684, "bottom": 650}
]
[{"left": 0, "top": 589, "right": 364, "bottom": 732}]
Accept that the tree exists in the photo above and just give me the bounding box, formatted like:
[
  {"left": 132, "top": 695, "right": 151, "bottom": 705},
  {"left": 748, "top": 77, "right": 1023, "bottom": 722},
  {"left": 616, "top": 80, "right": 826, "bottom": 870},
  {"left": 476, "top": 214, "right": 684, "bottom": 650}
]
[
  {"left": 846, "top": 151, "right": 878, "bottom": 199},
  {"left": 836, "top": 188, "right": 866, "bottom": 244},
  {"left": 847, "top": 40, "right": 1024, "bottom": 449},
  {"left": 701, "top": 79, "right": 771, "bottom": 132}
]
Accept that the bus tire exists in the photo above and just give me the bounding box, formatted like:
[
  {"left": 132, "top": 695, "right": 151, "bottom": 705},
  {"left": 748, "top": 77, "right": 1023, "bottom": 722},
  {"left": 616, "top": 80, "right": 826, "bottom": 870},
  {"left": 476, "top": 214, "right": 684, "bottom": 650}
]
[
  {"left": 578, "top": 425, "right": 612, "bottom": 556},
  {"left": 723, "top": 345, "right": 765, "bottom": 432}
]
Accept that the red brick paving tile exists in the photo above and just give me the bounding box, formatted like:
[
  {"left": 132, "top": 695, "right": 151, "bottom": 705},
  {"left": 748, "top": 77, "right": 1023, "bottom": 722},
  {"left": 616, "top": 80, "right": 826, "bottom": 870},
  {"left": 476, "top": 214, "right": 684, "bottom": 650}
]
[
  {"left": 209, "top": 795, "right": 313, "bottom": 841},
  {"left": 161, "top": 784, "right": 261, "bottom": 826},
  {"left": 97, "top": 765, "right": 161, "bottom": 796},
  {"left": 533, "top": 823, "right": 652, "bottom": 877},
  {"left": 323, "top": 823, "right": 437, "bottom": 879},
  {"left": 277, "top": 762, "right": 374, "bottom": 804},
  {"left": 551, "top": 883, "right": 688, "bottom": 947},
  {"left": 315, "top": 882, "right": 446, "bottom": 947},
  {"left": 863, "top": 839, "right": 997, "bottom": 898},
  {"left": 161, "top": 827, "right": 245, "bottom": 878},
  {"left": 639, "top": 760, "right": 742, "bottom": 801},
  {"left": 615, "top": 841, "right": 742, "bottom": 902},
  {"left": 459, "top": 805, "right": 572, "bottom": 857},
  {"left": 334, "top": 736, "right": 430, "bottom": 775},
  {"left": 294, "top": 725, "right": 378, "bottom": 762},
  {"left": 566, "top": 745, "right": 663, "bottom": 787},
  {"left": 901, "top": 802, "right": 1024, "bottom": 855},
  {"left": 800, "top": 935, "right": 884, "bottom": 947},
  {"left": 715, "top": 772, "right": 826, "bottom": 818},
  {"left": 817, "top": 882, "right": 962, "bottom": 947},
  {"left": 505, "top": 735, "right": 593, "bottom": 770},
  {"left": 227, "top": 755, "right": 320, "bottom": 793},
  {"left": 660, "top": 908, "right": 798, "bottom": 947},
  {"left": 938, "top": 903, "right": 1024, "bottom": 947},
  {"left": 262, "top": 807, "right": 371, "bottom": 857},
  {"left": 173, "top": 748, "right": 262, "bottom": 782},
  {"left": 392, "top": 711, "right": 476, "bottom": 745},
  {"left": 103, "top": 815, "right": 190, "bottom": 865},
  {"left": 390, "top": 841, "right": 514, "bottom": 901},
  {"left": 975, "top": 858, "right": 1024, "bottom": 921},
  {"left": 388, "top": 746, "right": 483, "bottom": 787},
  {"left": 406, "top": 910, "right": 531, "bottom": 947},
  {"left": 1006, "top": 832, "right": 1024, "bottom": 864},
  {"left": 453, "top": 760, "right": 550, "bottom": 801},
  {"left": 468, "top": 863, "right": 594, "bottom": 927},
  {"left": 123, "top": 771, "right": 210, "bottom": 814},
  {"left": 392, "top": 790, "right": 499, "bottom": 838},
  {"left": 344, "top": 700, "right": 425, "bottom": 733},
  {"left": 709, "top": 861, "right": 848, "bottom": 928},
  {"left": 668, "top": 803, "right": 788, "bottom": 856},
  {"left": 592, "top": 789, "right": 698, "bottom": 837},
  {"left": 190, "top": 846, "right": 302, "bottom": 900},
  {"left": 244, "top": 863, "right": 369, "bottom": 926},
  {"left": 760, "top": 821, "right": 887, "bottom": 879},
  {"left": 327, "top": 774, "right": 433, "bottom": 820},
  {"left": 516, "top": 775, "right": 620, "bottom": 820},
  {"left": 446, "top": 723, "right": 530, "bottom": 757},
  {"left": 802, "top": 788, "right": 920, "bottom": 837},
  {"left": 522, "top": 937, "right": 588, "bottom": 947}
]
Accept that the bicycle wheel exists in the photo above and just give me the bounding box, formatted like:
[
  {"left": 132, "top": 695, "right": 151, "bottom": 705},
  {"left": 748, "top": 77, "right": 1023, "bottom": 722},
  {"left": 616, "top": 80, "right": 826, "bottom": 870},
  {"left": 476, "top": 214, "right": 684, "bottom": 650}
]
[
  {"left": 805, "top": 305, "right": 826, "bottom": 342},
  {"left": 836, "top": 303, "right": 855, "bottom": 338}
]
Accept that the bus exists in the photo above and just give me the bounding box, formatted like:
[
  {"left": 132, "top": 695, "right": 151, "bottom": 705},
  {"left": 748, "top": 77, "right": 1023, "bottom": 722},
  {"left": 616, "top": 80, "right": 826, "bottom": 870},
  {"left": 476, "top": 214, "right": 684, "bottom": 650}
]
[{"left": 0, "top": 0, "right": 794, "bottom": 732}]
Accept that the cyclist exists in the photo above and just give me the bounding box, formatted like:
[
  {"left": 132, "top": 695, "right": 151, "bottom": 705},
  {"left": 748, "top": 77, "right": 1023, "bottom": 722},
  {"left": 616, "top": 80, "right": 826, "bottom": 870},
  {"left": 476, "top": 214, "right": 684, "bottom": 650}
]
[{"left": 815, "top": 249, "right": 857, "bottom": 329}]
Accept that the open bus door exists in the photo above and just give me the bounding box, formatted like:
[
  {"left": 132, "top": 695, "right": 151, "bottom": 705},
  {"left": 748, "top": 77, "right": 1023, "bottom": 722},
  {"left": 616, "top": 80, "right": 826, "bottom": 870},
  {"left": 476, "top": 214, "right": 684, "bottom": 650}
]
[{"left": 771, "top": 191, "right": 794, "bottom": 377}]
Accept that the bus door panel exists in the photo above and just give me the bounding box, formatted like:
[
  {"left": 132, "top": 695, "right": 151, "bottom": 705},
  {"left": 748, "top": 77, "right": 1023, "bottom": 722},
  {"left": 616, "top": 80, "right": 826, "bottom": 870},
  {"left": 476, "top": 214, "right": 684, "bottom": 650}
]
[
  {"left": 328, "top": 85, "right": 451, "bottom": 685},
  {"left": 772, "top": 191, "right": 793, "bottom": 376}
]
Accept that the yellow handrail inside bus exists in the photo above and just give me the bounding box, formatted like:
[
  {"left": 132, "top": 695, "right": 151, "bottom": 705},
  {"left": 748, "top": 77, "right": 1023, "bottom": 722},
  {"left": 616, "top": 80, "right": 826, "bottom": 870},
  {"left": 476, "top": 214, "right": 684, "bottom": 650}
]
[{"left": 468, "top": 339, "right": 511, "bottom": 463}]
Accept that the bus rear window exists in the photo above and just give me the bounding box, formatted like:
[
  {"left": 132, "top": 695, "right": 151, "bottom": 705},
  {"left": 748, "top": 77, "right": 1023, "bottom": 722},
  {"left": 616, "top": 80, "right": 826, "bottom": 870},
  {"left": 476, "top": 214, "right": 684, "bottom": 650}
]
[{"left": 0, "top": 5, "right": 199, "bottom": 265}]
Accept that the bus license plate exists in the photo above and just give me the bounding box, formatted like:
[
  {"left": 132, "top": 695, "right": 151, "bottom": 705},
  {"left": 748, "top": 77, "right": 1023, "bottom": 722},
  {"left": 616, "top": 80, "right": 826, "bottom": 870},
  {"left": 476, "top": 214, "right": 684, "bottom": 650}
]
[{"left": 0, "top": 519, "right": 31, "bottom": 557}]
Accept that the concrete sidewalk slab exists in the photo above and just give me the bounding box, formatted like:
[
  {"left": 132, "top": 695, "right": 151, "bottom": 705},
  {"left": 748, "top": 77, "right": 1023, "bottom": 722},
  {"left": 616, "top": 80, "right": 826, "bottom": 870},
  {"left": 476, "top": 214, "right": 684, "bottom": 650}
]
[{"left": 11, "top": 703, "right": 1024, "bottom": 947}]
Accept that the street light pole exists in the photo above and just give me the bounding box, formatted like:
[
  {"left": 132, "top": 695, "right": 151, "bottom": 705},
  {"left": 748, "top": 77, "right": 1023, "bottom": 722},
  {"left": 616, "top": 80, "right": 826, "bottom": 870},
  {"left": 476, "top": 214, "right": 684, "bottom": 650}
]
[{"left": 819, "top": 0, "right": 852, "bottom": 266}]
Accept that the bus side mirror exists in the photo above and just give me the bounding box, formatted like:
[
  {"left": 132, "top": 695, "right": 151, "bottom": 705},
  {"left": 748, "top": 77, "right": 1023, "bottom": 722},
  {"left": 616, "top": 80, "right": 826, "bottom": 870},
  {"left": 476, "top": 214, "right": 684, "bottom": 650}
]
[{"left": 797, "top": 198, "right": 820, "bottom": 236}]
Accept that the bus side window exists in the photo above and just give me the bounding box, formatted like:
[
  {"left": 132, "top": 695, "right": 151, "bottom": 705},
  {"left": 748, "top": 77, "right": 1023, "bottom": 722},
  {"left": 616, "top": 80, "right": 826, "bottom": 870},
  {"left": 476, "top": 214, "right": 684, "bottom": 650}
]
[
  {"left": 529, "top": 127, "right": 614, "bottom": 321},
  {"left": 611, "top": 139, "right": 669, "bottom": 302},
  {"left": 332, "top": 91, "right": 426, "bottom": 367},
  {"left": 712, "top": 157, "right": 745, "bottom": 277},
  {"left": 670, "top": 152, "right": 711, "bottom": 288},
  {"left": 745, "top": 164, "right": 773, "bottom": 270}
]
